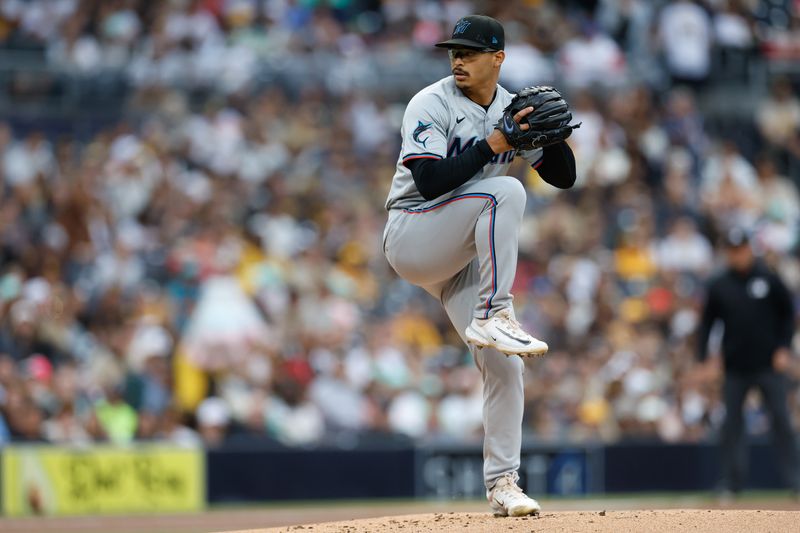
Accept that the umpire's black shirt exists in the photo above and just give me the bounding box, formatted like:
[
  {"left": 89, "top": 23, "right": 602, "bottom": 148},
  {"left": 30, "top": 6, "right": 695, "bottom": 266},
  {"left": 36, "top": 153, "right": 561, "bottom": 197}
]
[{"left": 698, "top": 260, "right": 795, "bottom": 373}]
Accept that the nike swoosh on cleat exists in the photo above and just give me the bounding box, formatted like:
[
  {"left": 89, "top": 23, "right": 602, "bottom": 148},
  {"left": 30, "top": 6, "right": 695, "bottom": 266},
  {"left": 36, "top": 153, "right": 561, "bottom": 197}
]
[
  {"left": 456, "top": 116, "right": 465, "bottom": 124},
  {"left": 497, "top": 329, "right": 531, "bottom": 345}
]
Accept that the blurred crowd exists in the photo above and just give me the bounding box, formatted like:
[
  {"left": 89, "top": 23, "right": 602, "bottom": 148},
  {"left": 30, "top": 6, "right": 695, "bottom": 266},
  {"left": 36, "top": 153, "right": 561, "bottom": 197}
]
[{"left": 0, "top": 0, "right": 799, "bottom": 449}]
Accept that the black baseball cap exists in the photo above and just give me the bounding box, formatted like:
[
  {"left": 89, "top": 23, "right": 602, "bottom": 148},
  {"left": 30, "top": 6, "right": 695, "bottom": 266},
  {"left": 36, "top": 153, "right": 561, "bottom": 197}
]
[{"left": 435, "top": 15, "right": 505, "bottom": 51}]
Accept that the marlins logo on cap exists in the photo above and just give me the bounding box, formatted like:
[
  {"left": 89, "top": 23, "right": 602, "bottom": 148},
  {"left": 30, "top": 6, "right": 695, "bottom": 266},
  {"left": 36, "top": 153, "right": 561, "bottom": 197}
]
[
  {"left": 454, "top": 19, "right": 471, "bottom": 35},
  {"left": 435, "top": 15, "right": 505, "bottom": 51}
]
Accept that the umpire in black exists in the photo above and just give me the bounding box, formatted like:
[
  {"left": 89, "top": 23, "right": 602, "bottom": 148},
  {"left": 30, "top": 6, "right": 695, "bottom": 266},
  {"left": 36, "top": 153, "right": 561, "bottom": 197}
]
[{"left": 697, "top": 227, "right": 799, "bottom": 496}]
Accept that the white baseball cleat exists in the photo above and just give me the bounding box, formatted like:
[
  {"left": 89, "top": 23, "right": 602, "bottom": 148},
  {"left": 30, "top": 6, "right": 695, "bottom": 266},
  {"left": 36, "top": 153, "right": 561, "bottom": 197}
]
[
  {"left": 465, "top": 309, "right": 548, "bottom": 356},
  {"left": 487, "top": 472, "right": 541, "bottom": 517}
]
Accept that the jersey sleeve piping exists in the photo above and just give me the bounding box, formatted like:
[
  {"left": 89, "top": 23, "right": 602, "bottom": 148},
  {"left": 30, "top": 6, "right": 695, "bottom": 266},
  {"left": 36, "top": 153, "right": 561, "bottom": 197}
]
[{"left": 403, "top": 153, "right": 445, "bottom": 164}]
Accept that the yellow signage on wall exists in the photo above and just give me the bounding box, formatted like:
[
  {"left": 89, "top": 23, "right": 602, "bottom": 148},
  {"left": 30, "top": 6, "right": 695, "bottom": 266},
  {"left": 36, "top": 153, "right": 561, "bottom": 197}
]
[{"left": 1, "top": 445, "right": 204, "bottom": 516}]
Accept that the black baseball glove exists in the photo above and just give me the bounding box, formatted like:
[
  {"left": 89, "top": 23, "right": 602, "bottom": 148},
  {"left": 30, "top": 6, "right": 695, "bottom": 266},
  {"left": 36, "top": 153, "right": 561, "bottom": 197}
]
[{"left": 496, "top": 86, "right": 581, "bottom": 151}]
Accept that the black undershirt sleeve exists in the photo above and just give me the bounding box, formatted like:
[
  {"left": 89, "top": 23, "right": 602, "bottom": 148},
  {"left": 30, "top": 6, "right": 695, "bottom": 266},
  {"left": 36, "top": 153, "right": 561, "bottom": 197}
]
[
  {"left": 405, "top": 139, "right": 495, "bottom": 201},
  {"left": 536, "top": 142, "right": 576, "bottom": 189}
]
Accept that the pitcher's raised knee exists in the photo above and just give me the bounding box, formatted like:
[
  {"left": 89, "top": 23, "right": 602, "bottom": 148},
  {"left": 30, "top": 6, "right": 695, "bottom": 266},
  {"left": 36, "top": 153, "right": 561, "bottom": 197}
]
[{"left": 481, "top": 176, "right": 526, "bottom": 211}]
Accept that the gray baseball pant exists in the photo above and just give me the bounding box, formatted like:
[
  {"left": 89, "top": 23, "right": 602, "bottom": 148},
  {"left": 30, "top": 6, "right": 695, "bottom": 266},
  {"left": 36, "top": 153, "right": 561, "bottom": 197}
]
[{"left": 383, "top": 176, "right": 526, "bottom": 491}]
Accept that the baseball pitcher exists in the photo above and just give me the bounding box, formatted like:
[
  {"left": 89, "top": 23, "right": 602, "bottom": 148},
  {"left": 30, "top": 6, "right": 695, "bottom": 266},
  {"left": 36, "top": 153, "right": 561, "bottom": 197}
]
[{"left": 383, "top": 15, "right": 579, "bottom": 516}]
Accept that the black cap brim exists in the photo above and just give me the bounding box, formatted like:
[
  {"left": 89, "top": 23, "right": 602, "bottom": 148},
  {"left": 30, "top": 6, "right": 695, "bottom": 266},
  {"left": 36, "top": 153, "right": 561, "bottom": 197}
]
[{"left": 434, "top": 38, "right": 498, "bottom": 50}]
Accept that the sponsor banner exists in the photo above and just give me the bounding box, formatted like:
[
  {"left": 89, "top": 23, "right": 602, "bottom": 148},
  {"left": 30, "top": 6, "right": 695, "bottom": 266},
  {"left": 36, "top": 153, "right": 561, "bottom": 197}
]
[
  {"left": 1, "top": 445, "right": 204, "bottom": 516},
  {"left": 416, "top": 444, "right": 602, "bottom": 498}
]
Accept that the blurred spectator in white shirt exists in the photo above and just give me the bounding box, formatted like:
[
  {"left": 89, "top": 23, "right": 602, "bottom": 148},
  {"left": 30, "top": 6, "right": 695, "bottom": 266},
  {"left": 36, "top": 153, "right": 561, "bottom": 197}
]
[
  {"left": 309, "top": 361, "right": 367, "bottom": 431},
  {"left": 265, "top": 379, "right": 325, "bottom": 446},
  {"left": 164, "top": 1, "right": 223, "bottom": 48},
  {"left": 162, "top": 406, "right": 202, "bottom": 447},
  {"left": 500, "top": 27, "right": 556, "bottom": 91},
  {"left": 756, "top": 77, "right": 800, "bottom": 151},
  {"left": 568, "top": 90, "right": 607, "bottom": 185},
  {"left": 655, "top": 216, "right": 713, "bottom": 274},
  {"left": 754, "top": 155, "right": 800, "bottom": 253},
  {"left": 658, "top": 0, "right": 712, "bottom": 85},
  {"left": 558, "top": 20, "right": 626, "bottom": 89},
  {"left": 196, "top": 396, "right": 231, "bottom": 447},
  {"left": 43, "top": 402, "right": 91, "bottom": 445},
  {"left": 701, "top": 140, "right": 761, "bottom": 227},
  {"left": 3, "top": 132, "right": 56, "bottom": 188},
  {"left": 387, "top": 388, "right": 431, "bottom": 439},
  {"left": 432, "top": 365, "right": 482, "bottom": 439},
  {"left": 713, "top": 2, "right": 753, "bottom": 50}
]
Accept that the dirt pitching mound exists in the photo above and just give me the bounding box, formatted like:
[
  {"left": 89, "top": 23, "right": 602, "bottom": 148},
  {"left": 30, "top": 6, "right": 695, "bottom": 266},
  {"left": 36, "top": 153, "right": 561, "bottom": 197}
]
[{"left": 224, "top": 509, "right": 800, "bottom": 533}]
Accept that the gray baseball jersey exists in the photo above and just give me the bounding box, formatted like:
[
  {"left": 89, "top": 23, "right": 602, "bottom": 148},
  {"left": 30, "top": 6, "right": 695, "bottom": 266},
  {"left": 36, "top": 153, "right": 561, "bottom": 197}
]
[
  {"left": 385, "top": 76, "right": 542, "bottom": 210},
  {"left": 383, "top": 75, "right": 545, "bottom": 492}
]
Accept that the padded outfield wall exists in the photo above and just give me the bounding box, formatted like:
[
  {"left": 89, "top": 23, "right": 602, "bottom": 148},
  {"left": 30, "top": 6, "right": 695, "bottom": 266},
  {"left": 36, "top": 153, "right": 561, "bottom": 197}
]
[{"left": 0, "top": 441, "right": 793, "bottom": 515}]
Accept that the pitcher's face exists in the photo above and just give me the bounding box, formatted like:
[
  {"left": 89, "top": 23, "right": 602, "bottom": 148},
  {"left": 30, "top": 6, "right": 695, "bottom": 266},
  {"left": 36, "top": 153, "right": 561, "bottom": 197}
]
[{"left": 449, "top": 48, "right": 504, "bottom": 91}]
